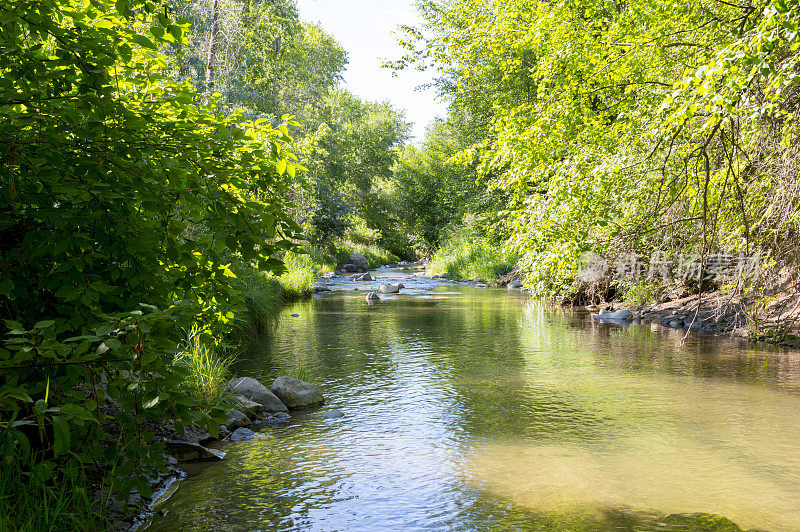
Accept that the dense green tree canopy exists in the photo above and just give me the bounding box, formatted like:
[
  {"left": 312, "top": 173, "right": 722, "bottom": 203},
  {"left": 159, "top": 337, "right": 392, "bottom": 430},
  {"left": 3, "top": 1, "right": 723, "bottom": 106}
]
[{"left": 396, "top": 0, "right": 800, "bottom": 294}]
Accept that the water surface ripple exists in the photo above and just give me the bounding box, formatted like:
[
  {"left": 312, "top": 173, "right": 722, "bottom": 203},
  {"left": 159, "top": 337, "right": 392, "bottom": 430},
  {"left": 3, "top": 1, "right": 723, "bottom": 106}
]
[{"left": 148, "top": 268, "right": 800, "bottom": 531}]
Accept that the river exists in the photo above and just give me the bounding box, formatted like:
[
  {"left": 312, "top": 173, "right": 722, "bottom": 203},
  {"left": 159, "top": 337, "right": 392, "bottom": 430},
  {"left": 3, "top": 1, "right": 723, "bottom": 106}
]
[{"left": 147, "top": 267, "right": 800, "bottom": 531}]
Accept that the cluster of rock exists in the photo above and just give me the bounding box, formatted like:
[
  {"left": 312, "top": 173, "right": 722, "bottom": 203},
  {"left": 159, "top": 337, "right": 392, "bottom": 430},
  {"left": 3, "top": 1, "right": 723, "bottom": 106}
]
[
  {"left": 163, "top": 375, "right": 327, "bottom": 464},
  {"left": 588, "top": 296, "right": 770, "bottom": 343},
  {"left": 219, "top": 376, "right": 325, "bottom": 441}
]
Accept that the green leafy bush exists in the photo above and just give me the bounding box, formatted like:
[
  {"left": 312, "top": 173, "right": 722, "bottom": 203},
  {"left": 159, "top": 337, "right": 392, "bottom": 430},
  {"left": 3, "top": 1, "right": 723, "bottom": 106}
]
[{"left": 0, "top": 0, "right": 301, "bottom": 523}]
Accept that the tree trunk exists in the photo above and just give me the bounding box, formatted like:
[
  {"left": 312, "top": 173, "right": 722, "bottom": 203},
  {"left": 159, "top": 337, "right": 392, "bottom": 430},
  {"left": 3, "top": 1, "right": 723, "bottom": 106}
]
[{"left": 206, "top": 0, "right": 220, "bottom": 94}]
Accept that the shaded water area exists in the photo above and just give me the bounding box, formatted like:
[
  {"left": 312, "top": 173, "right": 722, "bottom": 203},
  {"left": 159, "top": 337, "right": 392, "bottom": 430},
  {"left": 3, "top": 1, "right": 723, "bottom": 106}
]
[{"left": 148, "top": 268, "right": 800, "bottom": 531}]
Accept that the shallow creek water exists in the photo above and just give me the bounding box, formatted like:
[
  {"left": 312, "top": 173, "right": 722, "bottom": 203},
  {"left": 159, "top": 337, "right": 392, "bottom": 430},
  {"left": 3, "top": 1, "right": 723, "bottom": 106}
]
[{"left": 147, "top": 268, "right": 800, "bottom": 531}]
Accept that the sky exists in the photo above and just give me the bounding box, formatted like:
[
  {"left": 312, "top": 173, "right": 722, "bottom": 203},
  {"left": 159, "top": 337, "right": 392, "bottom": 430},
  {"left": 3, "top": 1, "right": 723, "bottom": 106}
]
[{"left": 295, "top": 0, "right": 447, "bottom": 142}]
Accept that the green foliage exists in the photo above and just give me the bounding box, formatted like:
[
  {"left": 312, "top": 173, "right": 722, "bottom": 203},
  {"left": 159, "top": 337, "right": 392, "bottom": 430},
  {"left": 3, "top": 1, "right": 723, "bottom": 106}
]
[
  {"left": 397, "top": 0, "right": 800, "bottom": 299},
  {"left": 0, "top": 452, "right": 100, "bottom": 530},
  {"left": 392, "top": 116, "right": 494, "bottom": 256},
  {"left": 427, "top": 224, "right": 517, "bottom": 282},
  {"left": 298, "top": 89, "right": 411, "bottom": 249},
  {"left": 0, "top": 0, "right": 302, "bottom": 521}
]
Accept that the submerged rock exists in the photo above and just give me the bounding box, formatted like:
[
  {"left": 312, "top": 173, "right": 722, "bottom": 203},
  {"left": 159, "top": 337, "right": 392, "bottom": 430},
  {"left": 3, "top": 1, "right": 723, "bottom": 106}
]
[
  {"left": 475, "top": 283, "right": 490, "bottom": 288},
  {"left": 227, "top": 377, "right": 288, "bottom": 413},
  {"left": 320, "top": 409, "right": 344, "bottom": 419},
  {"left": 164, "top": 441, "right": 226, "bottom": 462},
  {"left": 271, "top": 376, "right": 325, "bottom": 410},
  {"left": 229, "top": 427, "right": 266, "bottom": 442},
  {"left": 349, "top": 253, "right": 369, "bottom": 271},
  {"left": 658, "top": 513, "right": 743, "bottom": 531}
]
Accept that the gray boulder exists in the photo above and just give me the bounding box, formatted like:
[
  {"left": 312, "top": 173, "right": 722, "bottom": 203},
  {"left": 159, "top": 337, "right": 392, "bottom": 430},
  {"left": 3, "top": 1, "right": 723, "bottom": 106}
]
[
  {"left": 365, "top": 292, "right": 380, "bottom": 302},
  {"left": 271, "top": 376, "right": 325, "bottom": 410},
  {"left": 475, "top": 283, "right": 490, "bottom": 288},
  {"left": 229, "top": 427, "right": 266, "bottom": 442},
  {"left": 349, "top": 253, "right": 369, "bottom": 271},
  {"left": 227, "top": 377, "right": 288, "bottom": 413},
  {"left": 311, "top": 282, "right": 331, "bottom": 293},
  {"left": 321, "top": 409, "right": 344, "bottom": 419},
  {"left": 507, "top": 280, "right": 523, "bottom": 289},
  {"left": 225, "top": 409, "right": 251, "bottom": 430},
  {"left": 234, "top": 394, "right": 264, "bottom": 415},
  {"left": 353, "top": 272, "right": 374, "bottom": 281},
  {"left": 340, "top": 264, "right": 360, "bottom": 272}
]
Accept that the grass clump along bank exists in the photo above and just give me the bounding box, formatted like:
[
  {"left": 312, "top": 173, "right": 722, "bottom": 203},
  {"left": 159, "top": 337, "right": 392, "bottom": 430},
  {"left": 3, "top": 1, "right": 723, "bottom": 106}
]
[{"left": 426, "top": 225, "right": 517, "bottom": 282}]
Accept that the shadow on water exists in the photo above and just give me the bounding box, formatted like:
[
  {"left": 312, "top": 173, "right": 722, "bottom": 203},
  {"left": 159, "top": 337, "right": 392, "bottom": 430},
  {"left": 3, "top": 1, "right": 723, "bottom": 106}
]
[{"left": 148, "top": 268, "right": 800, "bottom": 531}]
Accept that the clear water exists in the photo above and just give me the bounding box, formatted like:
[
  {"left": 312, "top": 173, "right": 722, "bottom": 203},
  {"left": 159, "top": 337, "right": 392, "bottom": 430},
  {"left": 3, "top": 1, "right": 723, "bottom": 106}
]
[{"left": 147, "top": 268, "right": 800, "bottom": 531}]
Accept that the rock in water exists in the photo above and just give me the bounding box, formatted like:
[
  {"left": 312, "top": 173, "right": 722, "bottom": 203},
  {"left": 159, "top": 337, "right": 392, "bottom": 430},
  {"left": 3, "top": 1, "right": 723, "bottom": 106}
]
[
  {"left": 349, "top": 253, "right": 369, "bottom": 271},
  {"left": 225, "top": 409, "right": 251, "bottom": 430},
  {"left": 507, "top": 280, "right": 523, "bottom": 289},
  {"left": 365, "top": 292, "right": 380, "bottom": 303},
  {"left": 311, "top": 282, "right": 331, "bottom": 293},
  {"left": 592, "top": 309, "right": 633, "bottom": 321},
  {"left": 320, "top": 409, "right": 344, "bottom": 419},
  {"left": 234, "top": 394, "right": 264, "bottom": 415},
  {"left": 340, "top": 264, "right": 360, "bottom": 272},
  {"left": 377, "top": 283, "right": 403, "bottom": 294},
  {"left": 227, "top": 377, "right": 288, "bottom": 413},
  {"left": 353, "top": 272, "right": 375, "bottom": 281},
  {"left": 229, "top": 427, "right": 266, "bottom": 442},
  {"left": 271, "top": 376, "right": 325, "bottom": 409},
  {"left": 164, "top": 441, "right": 226, "bottom": 462}
]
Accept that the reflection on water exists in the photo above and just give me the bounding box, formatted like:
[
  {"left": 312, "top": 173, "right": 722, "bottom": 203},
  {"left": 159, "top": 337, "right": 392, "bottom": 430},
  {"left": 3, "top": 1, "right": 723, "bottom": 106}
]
[{"left": 148, "top": 269, "right": 800, "bottom": 531}]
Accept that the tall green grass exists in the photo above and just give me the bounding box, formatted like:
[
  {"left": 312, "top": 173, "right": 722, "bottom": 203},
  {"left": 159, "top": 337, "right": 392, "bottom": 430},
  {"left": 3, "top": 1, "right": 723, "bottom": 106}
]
[
  {"left": 331, "top": 239, "right": 399, "bottom": 269},
  {"left": 427, "top": 226, "right": 517, "bottom": 281},
  {"left": 175, "top": 325, "right": 234, "bottom": 406},
  {"left": 0, "top": 449, "right": 102, "bottom": 531}
]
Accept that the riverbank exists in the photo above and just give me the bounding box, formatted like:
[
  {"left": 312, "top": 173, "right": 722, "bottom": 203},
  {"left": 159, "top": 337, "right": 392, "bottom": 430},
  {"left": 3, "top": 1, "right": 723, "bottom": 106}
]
[
  {"left": 581, "top": 282, "right": 800, "bottom": 349},
  {"left": 105, "top": 374, "right": 328, "bottom": 530}
]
